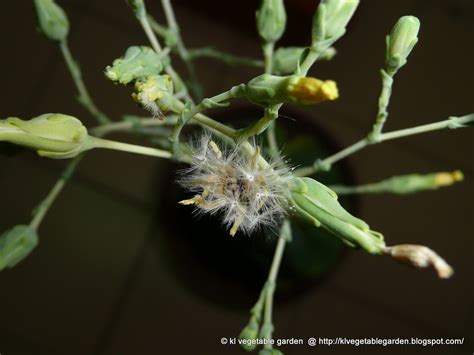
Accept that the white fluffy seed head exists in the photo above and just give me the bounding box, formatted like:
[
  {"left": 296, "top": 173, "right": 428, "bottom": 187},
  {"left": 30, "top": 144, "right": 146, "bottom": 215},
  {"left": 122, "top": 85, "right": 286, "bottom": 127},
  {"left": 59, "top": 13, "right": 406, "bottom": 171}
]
[{"left": 179, "top": 134, "right": 292, "bottom": 236}]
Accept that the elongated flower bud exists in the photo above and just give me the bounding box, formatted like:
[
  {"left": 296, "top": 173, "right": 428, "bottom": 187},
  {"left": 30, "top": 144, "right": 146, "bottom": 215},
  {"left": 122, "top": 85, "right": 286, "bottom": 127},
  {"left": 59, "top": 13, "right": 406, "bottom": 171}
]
[
  {"left": 0, "top": 113, "right": 92, "bottom": 159},
  {"left": 312, "top": 0, "right": 359, "bottom": 46},
  {"left": 105, "top": 46, "right": 165, "bottom": 85},
  {"left": 256, "top": 0, "right": 287, "bottom": 43},
  {"left": 0, "top": 225, "right": 38, "bottom": 270},
  {"left": 245, "top": 74, "right": 338, "bottom": 106},
  {"left": 332, "top": 171, "right": 464, "bottom": 195},
  {"left": 385, "top": 16, "right": 420, "bottom": 73},
  {"left": 33, "top": 0, "right": 69, "bottom": 41},
  {"left": 288, "top": 177, "right": 385, "bottom": 254}
]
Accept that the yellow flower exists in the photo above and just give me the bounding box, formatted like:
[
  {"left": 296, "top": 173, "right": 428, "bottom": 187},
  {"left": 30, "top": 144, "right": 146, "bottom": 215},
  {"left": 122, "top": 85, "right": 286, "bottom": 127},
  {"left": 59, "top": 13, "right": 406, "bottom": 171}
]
[{"left": 286, "top": 77, "right": 339, "bottom": 104}]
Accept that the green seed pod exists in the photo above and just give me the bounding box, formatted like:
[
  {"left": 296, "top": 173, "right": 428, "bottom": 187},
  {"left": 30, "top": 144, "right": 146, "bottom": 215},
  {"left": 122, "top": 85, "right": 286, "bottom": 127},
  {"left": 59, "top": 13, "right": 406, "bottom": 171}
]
[
  {"left": 0, "top": 225, "right": 38, "bottom": 270},
  {"left": 312, "top": 0, "right": 359, "bottom": 45},
  {"left": 105, "top": 46, "right": 164, "bottom": 85},
  {"left": 0, "top": 113, "right": 92, "bottom": 159},
  {"left": 33, "top": 0, "right": 70, "bottom": 42},
  {"left": 256, "top": 0, "right": 287, "bottom": 43},
  {"left": 288, "top": 177, "right": 385, "bottom": 254},
  {"left": 239, "top": 317, "right": 260, "bottom": 352},
  {"left": 385, "top": 16, "right": 420, "bottom": 72}
]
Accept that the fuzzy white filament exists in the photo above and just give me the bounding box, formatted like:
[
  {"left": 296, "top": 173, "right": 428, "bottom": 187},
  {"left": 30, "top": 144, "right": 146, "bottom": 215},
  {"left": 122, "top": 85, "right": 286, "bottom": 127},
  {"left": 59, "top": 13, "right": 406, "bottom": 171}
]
[{"left": 179, "top": 134, "right": 292, "bottom": 236}]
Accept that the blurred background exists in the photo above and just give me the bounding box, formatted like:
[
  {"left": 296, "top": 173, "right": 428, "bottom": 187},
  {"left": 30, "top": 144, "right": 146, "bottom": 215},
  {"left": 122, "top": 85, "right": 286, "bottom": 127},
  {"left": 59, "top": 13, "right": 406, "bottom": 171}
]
[{"left": 0, "top": 0, "right": 473, "bottom": 354}]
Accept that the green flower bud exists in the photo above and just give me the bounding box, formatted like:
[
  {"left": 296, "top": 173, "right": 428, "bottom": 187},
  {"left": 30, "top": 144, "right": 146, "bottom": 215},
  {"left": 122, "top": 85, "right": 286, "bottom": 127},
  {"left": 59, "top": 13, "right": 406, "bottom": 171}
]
[
  {"left": 245, "top": 74, "right": 338, "bottom": 106},
  {"left": 132, "top": 75, "right": 175, "bottom": 116},
  {"left": 288, "top": 177, "right": 385, "bottom": 254},
  {"left": 0, "top": 113, "right": 92, "bottom": 159},
  {"left": 256, "top": 0, "right": 287, "bottom": 43},
  {"left": 126, "top": 0, "right": 146, "bottom": 18},
  {"left": 385, "top": 16, "right": 420, "bottom": 72},
  {"left": 239, "top": 317, "right": 260, "bottom": 352},
  {"left": 105, "top": 46, "right": 165, "bottom": 85},
  {"left": 312, "top": 0, "right": 359, "bottom": 45},
  {"left": 33, "top": 0, "right": 69, "bottom": 42},
  {"left": 0, "top": 225, "right": 38, "bottom": 270}
]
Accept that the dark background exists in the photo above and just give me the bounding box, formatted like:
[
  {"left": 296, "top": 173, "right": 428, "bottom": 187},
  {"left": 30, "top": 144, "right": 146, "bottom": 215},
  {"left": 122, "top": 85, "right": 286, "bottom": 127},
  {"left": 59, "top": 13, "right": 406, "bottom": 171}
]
[{"left": 0, "top": 0, "right": 473, "bottom": 354}]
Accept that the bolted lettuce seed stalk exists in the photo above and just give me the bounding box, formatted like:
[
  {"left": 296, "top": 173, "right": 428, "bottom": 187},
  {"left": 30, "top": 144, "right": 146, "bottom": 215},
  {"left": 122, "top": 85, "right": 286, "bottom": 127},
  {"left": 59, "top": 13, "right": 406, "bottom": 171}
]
[
  {"left": 105, "top": 46, "right": 166, "bottom": 85},
  {"left": 33, "top": 0, "right": 69, "bottom": 42},
  {"left": 312, "top": 0, "right": 359, "bottom": 46},
  {"left": 288, "top": 177, "right": 385, "bottom": 254},
  {"left": 0, "top": 225, "right": 38, "bottom": 270},
  {"left": 244, "top": 74, "right": 338, "bottom": 106},
  {"left": 256, "top": 0, "right": 287, "bottom": 43},
  {"left": 386, "top": 16, "right": 420, "bottom": 73},
  {"left": 0, "top": 113, "right": 92, "bottom": 159}
]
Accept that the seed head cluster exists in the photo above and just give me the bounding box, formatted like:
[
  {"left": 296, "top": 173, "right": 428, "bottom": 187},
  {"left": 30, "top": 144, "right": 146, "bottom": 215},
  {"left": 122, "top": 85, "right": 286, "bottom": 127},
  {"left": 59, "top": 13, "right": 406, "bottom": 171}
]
[{"left": 179, "top": 135, "right": 292, "bottom": 236}]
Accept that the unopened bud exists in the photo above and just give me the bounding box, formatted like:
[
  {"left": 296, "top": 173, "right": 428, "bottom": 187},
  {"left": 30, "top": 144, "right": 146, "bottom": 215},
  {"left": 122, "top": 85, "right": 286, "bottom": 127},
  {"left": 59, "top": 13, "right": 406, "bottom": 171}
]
[
  {"left": 239, "top": 317, "right": 260, "bottom": 352},
  {"left": 386, "top": 16, "right": 420, "bottom": 72},
  {"left": 33, "top": 0, "right": 69, "bottom": 42},
  {"left": 383, "top": 244, "right": 453, "bottom": 278},
  {"left": 312, "top": 0, "right": 359, "bottom": 45},
  {"left": 289, "top": 177, "right": 385, "bottom": 254},
  {"left": 0, "top": 225, "right": 38, "bottom": 270},
  {"left": 105, "top": 46, "right": 164, "bottom": 85},
  {"left": 256, "top": 0, "right": 287, "bottom": 43},
  {"left": 0, "top": 113, "right": 91, "bottom": 159}
]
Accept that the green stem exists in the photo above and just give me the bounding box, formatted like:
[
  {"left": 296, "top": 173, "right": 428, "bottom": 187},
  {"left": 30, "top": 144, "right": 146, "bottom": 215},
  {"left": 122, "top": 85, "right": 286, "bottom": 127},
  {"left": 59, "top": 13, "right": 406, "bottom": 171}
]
[
  {"left": 294, "top": 113, "right": 474, "bottom": 176},
  {"left": 30, "top": 155, "right": 83, "bottom": 231},
  {"left": 90, "top": 136, "right": 172, "bottom": 159},
  {"left": 137, "top": 12, "right": 190, "bottom": 99},
  {"left": 161, "top": 0, "right": 202, "bottom": 100},
  {"left": 262, "top": 42, "right": 274, "bottom": 74},
  {"left": 188, "top": 47, "right": 264, "bottom": 68},
  {"left": 260, "top": 221, "right": 289, "bottom": 349},
  {"left": 368, "top": 68, "right": 396, "bottom": 141},
  {"left": 59, "top": 41, "right": 110, "bottom": 124}
]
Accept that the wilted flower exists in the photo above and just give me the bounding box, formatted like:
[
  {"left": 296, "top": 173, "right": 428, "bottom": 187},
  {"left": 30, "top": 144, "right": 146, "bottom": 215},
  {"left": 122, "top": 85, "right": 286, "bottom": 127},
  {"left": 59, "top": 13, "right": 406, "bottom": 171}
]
[
  {"left": 131, "top": 75, "right": 175, "bottom": 117},
  {"left": 179, "top": 135, "right": 292, "bottom": 236},
  {"left": 383, "top": 244, "right": 453, "bottom": 279}
]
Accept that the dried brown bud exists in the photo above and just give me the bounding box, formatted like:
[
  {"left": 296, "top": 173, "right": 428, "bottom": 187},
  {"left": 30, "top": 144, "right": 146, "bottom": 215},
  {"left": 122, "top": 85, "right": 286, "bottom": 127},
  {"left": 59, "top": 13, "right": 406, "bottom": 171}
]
[{"left": 383, "top": 244, "right": 453, "bottom": 279}]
